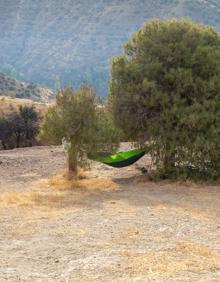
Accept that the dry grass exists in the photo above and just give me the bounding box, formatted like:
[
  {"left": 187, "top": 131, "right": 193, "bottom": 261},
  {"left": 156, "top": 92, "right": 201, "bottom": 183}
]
[
  {"left": 0, "top": 191, "right": 62, "bottom": 208},
  {"left": 152, "top": 202, "right": 212, "bottom": 221},
  {"left": 124, "top": 241, "right": 220, "bottom": 278},
  {"left": 0, "top": 173, "right": 119, "bottom": 209},
  {"left": 0, "top": 96, "right": 47, "bottom": 116},
  {"left": 176, "top": 241, "right": 220, "bottom": 259},
  {"left": 38, "top": 172, "right": 119, "bottom": 192}
]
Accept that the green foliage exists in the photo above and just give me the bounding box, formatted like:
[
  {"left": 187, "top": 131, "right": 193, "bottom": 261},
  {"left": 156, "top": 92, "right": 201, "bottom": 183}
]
[
  {"left": 109, "top": 19, "right": 220, "bottom": 180},
  {"left": 0, "top": 106, "right": 40, "bottom": 149},
  {"left": 19, "top": 105, "right": 39, "bottom": 146},
  {"left": 39, "top": 86, "right": 120, "bottom": 172},
  {"left": 94, "top": 107, "right": 121, "bottom": 154}
]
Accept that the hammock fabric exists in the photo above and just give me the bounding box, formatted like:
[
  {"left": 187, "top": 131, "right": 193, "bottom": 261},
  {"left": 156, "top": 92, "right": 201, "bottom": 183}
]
[{"left": 90, "top": 148, "right": 145, "bottom": 168}]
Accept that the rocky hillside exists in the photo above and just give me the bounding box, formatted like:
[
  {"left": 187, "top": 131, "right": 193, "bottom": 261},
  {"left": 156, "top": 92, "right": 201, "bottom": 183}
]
[
  {"left": 0, "top": 0, "right": 220, "bottom": 95},
  {"left": 0, "top": 72, "right": 53, "bottom": 102}
]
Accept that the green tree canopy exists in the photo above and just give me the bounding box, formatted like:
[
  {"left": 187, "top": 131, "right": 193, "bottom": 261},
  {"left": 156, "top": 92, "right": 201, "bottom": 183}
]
[
  {"left": 109, "top": 19, "right": 220, "bottom": 180},
  {"left": 19, "top": 105, "right": 39, "bottom": 146},
  {"left": 39, "top": 86, "right": 120, "bottom": 173}
]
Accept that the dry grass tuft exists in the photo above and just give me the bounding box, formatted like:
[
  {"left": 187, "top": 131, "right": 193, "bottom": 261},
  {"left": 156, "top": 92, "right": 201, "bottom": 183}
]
[
  {"left": 38, "top": 172, "right": 119, "bottom": 192},
  {"left": 125, "top": 241, "right": 220, "bottom": 278},
  {"left": 0, "top": 191, "right": 44, "bottom": 208},
  {"left": 78, "top": 178, "right": 119, "bottom": 191},
  {"left": 0, "top": 173, "right": 119, "bottom": 209},
  {"left": 0, "top": 190, "right": 70, "bottom": 208},
  {"left": 176, "top": 241, "right": 220, "bottom": 259}
]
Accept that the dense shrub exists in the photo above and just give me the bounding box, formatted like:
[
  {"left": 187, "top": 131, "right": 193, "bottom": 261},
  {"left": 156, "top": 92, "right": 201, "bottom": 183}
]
[
  {"left": 0, "top": 106, "right": 40, "bottom": 149},
  {"left": 109, "top": 19, "right": 220, "bottom": 180}
]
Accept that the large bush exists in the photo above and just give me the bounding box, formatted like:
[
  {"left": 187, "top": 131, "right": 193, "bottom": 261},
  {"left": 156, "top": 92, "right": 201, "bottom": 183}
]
[
  {"left": 109, "top": 19, "right": 220, "bottom": 180},
  {"left": 0, "top": 105, "right": 39, "bottom": 149},
  {"left": 39, "top": 86, "right": 120, "bottom": 173}
]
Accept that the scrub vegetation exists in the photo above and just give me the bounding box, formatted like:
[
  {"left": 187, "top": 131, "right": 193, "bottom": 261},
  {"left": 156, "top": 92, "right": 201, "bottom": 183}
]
[{"left": 0, "top": 104, "right": 40, "bottom": 149}]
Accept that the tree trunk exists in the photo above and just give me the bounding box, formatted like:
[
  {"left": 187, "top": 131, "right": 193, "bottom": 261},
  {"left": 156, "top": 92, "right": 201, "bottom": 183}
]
[
  {"left": 1, "top": 141, "right": 7, "bottom": 150},
  {"left": 25, "top": 129, "right": 28, "bottom": 147},
  {"left": 67, "top": 146, "right": 78, "bottom": 178},
  {"left": 16, "top": 133, "right": 21, "bottom": 148},
  {"left": 161, "top": 140, "right": 174, "bottom": 171},
  {"left": 164, "top": 146, "right": 175, "bottom": 173}
]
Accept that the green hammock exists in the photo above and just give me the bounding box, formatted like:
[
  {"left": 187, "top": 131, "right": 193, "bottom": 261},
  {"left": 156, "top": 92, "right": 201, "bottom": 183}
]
[{"left": 89, "top": 147, "right": 146, "bottom": 168}]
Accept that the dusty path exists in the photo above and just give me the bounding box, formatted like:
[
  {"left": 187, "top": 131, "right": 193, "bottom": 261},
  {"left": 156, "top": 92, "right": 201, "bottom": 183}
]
[{"left": 0, "top": 146, "right": 220, "bottom": 281}]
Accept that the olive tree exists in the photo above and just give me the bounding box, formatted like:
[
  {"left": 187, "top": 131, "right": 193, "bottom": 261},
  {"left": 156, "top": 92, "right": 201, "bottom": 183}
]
[
  {"left": 109, "top": 19, "right": 220, "bottom": 180},
  {"left": 39, "top": 86, "right": 120, "bottom": 174}
]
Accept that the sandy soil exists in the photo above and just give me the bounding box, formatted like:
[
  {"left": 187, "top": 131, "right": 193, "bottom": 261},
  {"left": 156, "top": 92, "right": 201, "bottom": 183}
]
[{"left": 0, "top": 145, "right": 220, "bottom": 281}]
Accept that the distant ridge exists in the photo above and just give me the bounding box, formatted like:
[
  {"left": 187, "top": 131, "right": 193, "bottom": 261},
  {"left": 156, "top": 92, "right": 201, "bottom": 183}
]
[{"left": 0, "top": 0, "right": 220, "bottom": 95}]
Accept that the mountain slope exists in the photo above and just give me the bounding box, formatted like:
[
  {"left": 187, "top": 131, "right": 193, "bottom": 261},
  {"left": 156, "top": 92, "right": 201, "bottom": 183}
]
[
  {"left": 0, "top": 72, "right": 53, "bottom": 102},
  {"left": 0, "top": 0, "right": 220, "bottom": 95}
]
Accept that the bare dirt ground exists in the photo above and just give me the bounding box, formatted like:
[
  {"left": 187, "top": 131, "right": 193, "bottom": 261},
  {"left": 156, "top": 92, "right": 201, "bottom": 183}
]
[{"left": 0, "top": 145, "right": 220, "bottom": 281}]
